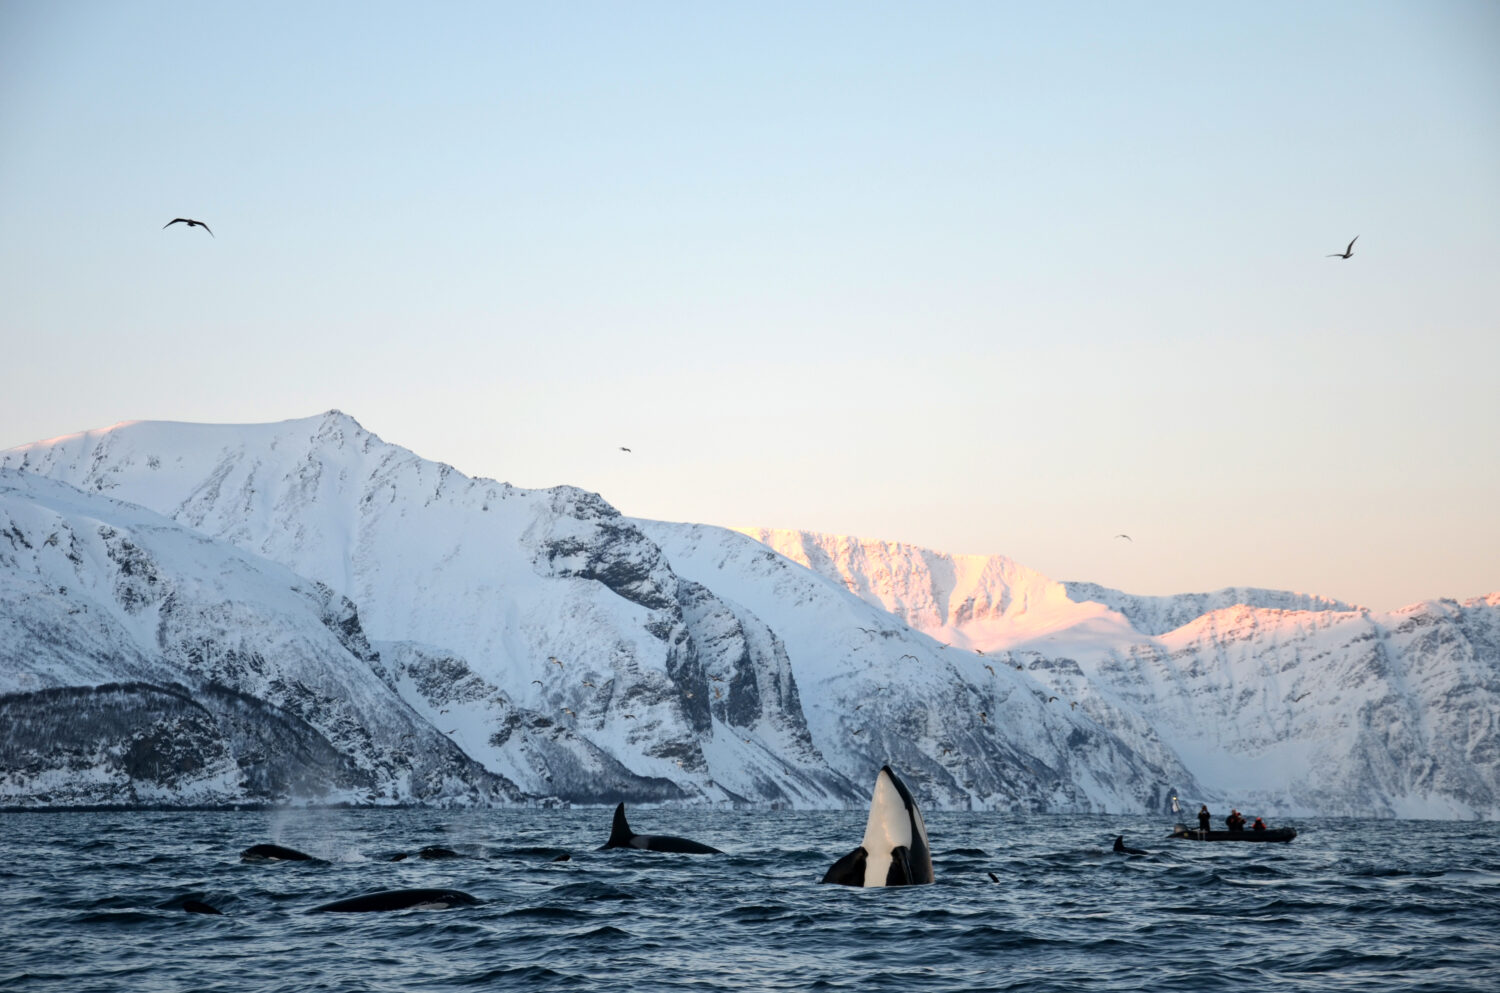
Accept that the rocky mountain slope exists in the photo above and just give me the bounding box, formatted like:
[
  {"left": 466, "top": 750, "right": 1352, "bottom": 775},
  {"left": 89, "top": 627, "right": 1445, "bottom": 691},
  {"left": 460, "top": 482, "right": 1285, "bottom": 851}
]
[{"left": 0, "top": 470, "right": 513, "bottom": 806}]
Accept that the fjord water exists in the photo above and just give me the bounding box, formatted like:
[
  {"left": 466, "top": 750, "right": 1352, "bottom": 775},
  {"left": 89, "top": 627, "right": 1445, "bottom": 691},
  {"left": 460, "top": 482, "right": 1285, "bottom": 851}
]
[{"left": 1, "top": 810, "right": 1496, "bottom": 992}]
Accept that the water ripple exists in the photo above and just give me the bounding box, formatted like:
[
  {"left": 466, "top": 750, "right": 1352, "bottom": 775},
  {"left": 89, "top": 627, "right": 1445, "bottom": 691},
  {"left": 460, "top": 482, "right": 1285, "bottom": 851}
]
[{"left": 1, "top": 811, "right": 1498, "bottom": 992}]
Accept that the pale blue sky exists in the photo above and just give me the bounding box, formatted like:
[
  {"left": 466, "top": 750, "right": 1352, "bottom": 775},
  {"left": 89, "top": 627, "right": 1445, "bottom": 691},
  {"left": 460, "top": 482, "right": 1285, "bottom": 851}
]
[{"left": 2, "top": 1, "right": 1496, "bottom": 610}]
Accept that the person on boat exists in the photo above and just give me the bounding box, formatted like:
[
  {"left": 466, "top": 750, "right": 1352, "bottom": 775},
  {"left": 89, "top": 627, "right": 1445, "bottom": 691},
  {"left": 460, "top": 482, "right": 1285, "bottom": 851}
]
[
  {"left": 1197, "top": 805, "right": 1212, "bottom": 833},
  {"left": 1252, "top": 816, "right": 1267, "bottom": 833},
  {"left": 1225, "top": 809, "right": 1246, "bottom": 832}
]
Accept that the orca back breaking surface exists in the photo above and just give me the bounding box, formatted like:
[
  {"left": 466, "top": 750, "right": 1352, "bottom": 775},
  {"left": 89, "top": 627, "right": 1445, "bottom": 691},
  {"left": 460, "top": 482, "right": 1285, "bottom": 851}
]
[
  {"left": 309, "top": 888, "right": 481, "bottom": 913},
  {"left": 240, "top": 843, "right": 317, "bottom": 862},
  {"left": 821, "top": 765, "right": 933, "bottom": 887},
  {"left": 600, "top": 803, "right": 722, "bottom": 854}
]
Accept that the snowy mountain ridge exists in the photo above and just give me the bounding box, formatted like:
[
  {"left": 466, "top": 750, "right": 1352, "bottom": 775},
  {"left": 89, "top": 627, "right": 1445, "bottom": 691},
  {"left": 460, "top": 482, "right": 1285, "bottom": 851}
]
[{"left": 3, "top": 411, "right": 1496, "bottom": 817}]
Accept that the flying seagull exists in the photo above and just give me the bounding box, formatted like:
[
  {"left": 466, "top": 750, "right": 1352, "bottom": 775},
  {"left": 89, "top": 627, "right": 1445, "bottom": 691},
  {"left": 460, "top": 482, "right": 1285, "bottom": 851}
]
[
  {"left": 1327, "top": 236, "right": 1358, "bottom": 259},
  {"left": 619, "top": 446, "right": 631, "bottom": 453},
  {"left": 163, "top": 217, "right": 213, "bottom": 236},
  {"left": 1115, "top": 534, "right": 1132, "bottom": 542}
]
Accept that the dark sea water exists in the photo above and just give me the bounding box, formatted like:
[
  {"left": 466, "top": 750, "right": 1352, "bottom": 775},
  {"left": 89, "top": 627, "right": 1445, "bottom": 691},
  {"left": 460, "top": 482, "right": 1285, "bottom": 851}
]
[{"left": 1, "top": 809, "right": 1497, "bottom": 992}]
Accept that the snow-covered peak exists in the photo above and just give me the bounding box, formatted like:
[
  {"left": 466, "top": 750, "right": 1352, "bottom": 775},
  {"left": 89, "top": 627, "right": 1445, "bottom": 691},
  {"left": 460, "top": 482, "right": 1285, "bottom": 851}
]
[{"left": 736, "top": 527, "right": 1145, "bottom": 655}]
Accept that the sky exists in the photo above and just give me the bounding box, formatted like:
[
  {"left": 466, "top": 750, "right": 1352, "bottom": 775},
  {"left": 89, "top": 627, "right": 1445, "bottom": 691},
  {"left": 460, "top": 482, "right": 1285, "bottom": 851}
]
[{"left": 1, "top": 1, "right": 1496, "bottom": 612}]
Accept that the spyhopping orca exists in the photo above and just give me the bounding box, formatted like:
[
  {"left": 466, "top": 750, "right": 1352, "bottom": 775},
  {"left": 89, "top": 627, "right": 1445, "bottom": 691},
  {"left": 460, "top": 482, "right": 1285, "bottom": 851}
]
[
  {"left": 821, "top": 765, "right": 933, "bottom": 887},
  {"left": 1113, "top": 836, "right": 1148, "bottom": 856},
  {"left": 240, "top": 843, "right": 317, "bottom": 862},
  {"left": 599, "top": 803, "right": 722, "bottom": 853},
  {"left": 309, "top": 889, "right": 481, "bottom": 913}
]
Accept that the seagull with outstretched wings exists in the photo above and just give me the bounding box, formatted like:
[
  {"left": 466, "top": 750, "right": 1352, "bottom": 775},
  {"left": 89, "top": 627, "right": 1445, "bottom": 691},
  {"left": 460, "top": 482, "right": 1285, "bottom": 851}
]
[
  {"left": 163, "top": 217, "right": 213, "bottom": 237},
  {"left": 1326, "top": 236, "right": 1357, "bottom": 259}
]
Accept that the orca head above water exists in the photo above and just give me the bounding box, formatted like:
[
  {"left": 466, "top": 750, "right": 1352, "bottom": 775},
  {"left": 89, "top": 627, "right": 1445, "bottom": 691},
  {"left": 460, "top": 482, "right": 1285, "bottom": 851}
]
[{"left": 821, "top": 765, "right": 933, "bottom": 887}]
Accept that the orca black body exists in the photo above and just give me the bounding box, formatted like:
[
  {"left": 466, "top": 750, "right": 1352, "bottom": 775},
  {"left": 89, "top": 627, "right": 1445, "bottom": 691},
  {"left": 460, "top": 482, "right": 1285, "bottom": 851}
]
[
  {"left": 389, "top": 845, "right": 463, "bottom": 861},
  {"left": 1113, "top": 836, "right": 1149, "bottom": 856},
  {"left": 821, "top": 765, "right": 933, "bottom": 887},
  {"left": 599, "top": 803, "right": 722, "bottom": 854},
  {"left": 240, "top": 843, "right": 317, "bottom": 862},
  {"left": 309, "top": 888, "right": 481, "bottom": 913},
  {"left": 158, "top": 894, "right": 223, "bottom": 914}
]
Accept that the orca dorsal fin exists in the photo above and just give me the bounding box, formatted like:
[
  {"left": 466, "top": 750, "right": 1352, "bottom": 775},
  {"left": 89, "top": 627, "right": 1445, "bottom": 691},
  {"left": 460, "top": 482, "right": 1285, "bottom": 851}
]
[{"left": 604, "top": 802, "right": 635, "bottom": 849}]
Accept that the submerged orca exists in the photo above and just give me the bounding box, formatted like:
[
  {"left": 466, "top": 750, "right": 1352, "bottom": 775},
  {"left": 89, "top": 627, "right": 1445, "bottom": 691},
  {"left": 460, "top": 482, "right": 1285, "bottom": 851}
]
[
  {"left": 240, "top": 843, "right": 317, "bottom": 862},
  {"left": 309, "top": 888, "right": 481, "bottom": 913},
  {"left": 388, "top": 845, "right": 463, "bottom": 862},
  {"left": 1113, "top": 836, "right": 1148, "bottom": 856},
  {"left": 599, "top": 803, "right": 722, "bottom": 854},
  {"left": 158, "top": 894, "right": 224, "bottom": 914},
  {"left": 821, "top": 765, "right": 933, "bottom": 887}
]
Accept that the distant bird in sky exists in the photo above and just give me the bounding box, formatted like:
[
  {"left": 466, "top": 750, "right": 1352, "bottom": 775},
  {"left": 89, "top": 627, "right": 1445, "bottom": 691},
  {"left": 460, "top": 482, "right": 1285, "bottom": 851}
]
[
  {"left": 1326, "top": 236, "right": 1358, "bottom": 259},
  {"left": 978, "top": 711, "right": 988, "bottom": 723},
  {"left": 899, "top": 654, "right": 919, "bottom": 662},
  {"left": 974, "top": 648, "right": 984, "bottom": 656},
  {"left": 851, "top": 728, "right": 864, "bottom": 736},
  {"left": 163, "top": 217, "right": 213, "bottom": 236},
  {"left": 549, "top": 656, "right": 563, "bottom": 668},
  {"left": 984, "top": 664, "right": 995, "bottom": 676},
  {"left": 531, "top": 680, "right": 543, "bottom": 687},
  {"left": 1115, "top": 534, "right": 1132, "bottom": 542},
  {"left": 619, "top": 446, "right": 631, "bottom": 453}
]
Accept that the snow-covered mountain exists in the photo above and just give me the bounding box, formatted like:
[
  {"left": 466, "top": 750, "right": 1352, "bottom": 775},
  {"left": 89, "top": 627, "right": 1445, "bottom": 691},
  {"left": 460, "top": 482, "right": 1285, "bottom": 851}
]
[
  {"left": 1, "top": 414, "right": 859, "bottom": 807},
  {"left": 3, "top": 412, "right": 1496, "bottom": 817},
  {"left": 733, "top": 529, "right": 1500, "bottom": 818},
  {"left": 0, "top": 470, "right": 513, "bottom": 807}
]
